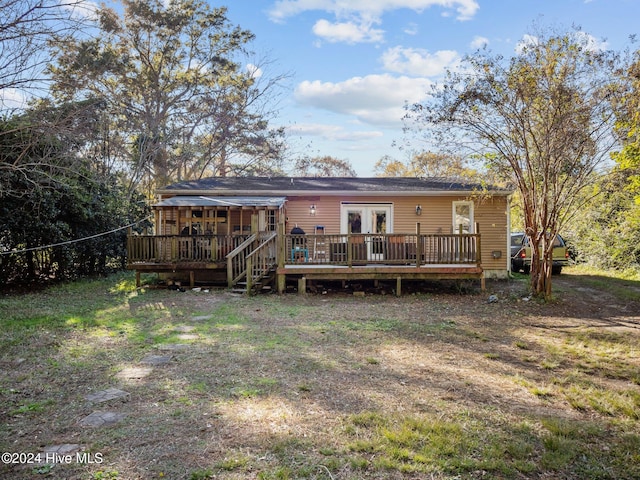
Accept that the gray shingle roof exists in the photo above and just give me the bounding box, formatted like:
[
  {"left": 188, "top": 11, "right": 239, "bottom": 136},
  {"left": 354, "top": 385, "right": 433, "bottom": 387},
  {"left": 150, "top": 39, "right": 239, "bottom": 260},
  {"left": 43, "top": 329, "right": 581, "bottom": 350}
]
[
  {"left": 158, "top": 177, "right": 512, "bottom": 195},
  {"left": 155, "top": 196, "right": 286, "bottom": 208}
]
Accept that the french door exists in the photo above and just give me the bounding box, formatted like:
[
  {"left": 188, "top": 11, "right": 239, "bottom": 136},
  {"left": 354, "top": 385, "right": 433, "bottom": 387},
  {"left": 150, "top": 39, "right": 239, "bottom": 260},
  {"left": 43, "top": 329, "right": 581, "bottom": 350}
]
[{"left": 340, "top": 203, "right": 392, "bottom": 260}]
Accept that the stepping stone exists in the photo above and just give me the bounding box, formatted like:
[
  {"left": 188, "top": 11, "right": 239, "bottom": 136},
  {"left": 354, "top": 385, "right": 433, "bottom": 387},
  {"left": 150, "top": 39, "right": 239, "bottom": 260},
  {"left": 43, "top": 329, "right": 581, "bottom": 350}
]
[
  {"left": 79, "top": 411, "right": 126, "bottom": 427},
  {"left": 141, "top": 354, "right": 173, "bottom": 365},
  {"left": 34, "top": 444, "right": 83, "bottom": 464},
  {"left": 43, "top": 444, "right": 82, "bottom": 455},
  {"left": 116, "top": 366, "right": 152, "bottom": 380},
  {"left": 156, "top": 343, "right": 190, "bottom": 351},
  {"left": 175, "top": 325, "right": 196, "bottom": 333},
  {"left": 191, "top": 315, "right": 213, "bottom": 321},
  {"left": 176, "top": 333, "right": 199, "bottom": 340},
  {"left": 85, "top": 388, "right": 130, "bottom": 404}
]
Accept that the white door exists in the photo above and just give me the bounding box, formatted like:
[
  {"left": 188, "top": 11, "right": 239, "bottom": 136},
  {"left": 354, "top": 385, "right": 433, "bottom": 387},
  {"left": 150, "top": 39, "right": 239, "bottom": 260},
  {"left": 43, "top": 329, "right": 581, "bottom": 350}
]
[{"left": 341, "top": 204, "right": 392, "bottom": 260}]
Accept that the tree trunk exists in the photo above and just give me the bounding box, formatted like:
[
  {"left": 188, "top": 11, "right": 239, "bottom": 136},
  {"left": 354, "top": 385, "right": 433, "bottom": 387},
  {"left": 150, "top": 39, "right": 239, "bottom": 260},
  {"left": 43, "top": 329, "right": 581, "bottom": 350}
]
[{"left": 529, "top": 235, "right": 553, "bottom": 300}]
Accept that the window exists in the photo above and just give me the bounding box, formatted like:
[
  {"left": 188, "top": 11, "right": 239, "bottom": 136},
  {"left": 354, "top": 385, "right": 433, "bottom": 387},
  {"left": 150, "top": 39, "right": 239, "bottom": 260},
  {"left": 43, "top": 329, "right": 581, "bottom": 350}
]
[{"left": 452, "top": 201, "right": 474, "bottom": 234}]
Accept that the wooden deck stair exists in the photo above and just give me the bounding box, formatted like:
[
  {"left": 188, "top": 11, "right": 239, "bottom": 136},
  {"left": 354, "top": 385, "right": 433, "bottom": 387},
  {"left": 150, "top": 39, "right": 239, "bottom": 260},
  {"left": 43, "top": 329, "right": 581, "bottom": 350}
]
[{"left": 232, "top": 265, "right": 277, "bottom": 295}]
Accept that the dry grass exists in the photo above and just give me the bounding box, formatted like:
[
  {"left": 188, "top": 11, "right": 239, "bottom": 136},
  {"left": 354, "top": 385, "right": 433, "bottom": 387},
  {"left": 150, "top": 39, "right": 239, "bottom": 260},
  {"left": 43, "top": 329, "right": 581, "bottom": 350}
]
[{"left": 1, "top": 271, "right": 639, "bottom": 479}]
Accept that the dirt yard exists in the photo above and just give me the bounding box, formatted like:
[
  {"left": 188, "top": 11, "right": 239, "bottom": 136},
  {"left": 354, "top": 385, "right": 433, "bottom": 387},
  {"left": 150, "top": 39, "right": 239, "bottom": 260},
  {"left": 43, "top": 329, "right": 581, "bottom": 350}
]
[{"left": 1, "top": 271, "right": 639, "bottom": 479}]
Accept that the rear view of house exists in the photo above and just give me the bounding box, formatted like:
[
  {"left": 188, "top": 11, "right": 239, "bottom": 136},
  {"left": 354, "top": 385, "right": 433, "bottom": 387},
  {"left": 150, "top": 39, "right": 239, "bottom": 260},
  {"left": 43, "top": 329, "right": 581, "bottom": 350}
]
[{"left": 127, "top": 177, "right": 514, "bottom": 293}]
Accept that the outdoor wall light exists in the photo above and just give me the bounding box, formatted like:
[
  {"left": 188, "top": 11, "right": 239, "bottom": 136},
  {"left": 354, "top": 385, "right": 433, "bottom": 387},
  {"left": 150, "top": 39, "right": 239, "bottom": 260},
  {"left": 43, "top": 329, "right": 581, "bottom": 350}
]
[
  {"left": 415, "top": 205, "right": 422, "bottom": 216},
  {"left": 309, "top": 204, "right": 317, "bottom": 216}
]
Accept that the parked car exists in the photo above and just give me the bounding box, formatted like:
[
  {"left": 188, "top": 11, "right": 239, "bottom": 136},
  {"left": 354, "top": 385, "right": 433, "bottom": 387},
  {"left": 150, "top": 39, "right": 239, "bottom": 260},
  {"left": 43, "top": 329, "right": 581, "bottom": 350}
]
[
  {"left": 511, "top": 232, "right": 569, "bottom": 275},
  {"left": 510, "top": 232, "right": 525, "bottom": 260}
]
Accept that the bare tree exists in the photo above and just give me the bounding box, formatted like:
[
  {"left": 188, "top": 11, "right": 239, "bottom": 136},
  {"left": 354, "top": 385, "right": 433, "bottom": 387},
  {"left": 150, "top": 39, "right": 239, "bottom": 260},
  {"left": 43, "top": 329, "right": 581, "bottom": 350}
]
[
  {"left": 374, "top": 151, "right": 478, "bottom": 178},
  {"left": 0, "top": 0, "right": 88, "bottom": 197},
  {"left": 292, "top": 155, "right": 357, "bottom": 177},
  {"left": 405, "top": 28, "right": 622, "bottom": 298},
  {"left": 0, "top": 0, "right": 87, "bottom": 106}
]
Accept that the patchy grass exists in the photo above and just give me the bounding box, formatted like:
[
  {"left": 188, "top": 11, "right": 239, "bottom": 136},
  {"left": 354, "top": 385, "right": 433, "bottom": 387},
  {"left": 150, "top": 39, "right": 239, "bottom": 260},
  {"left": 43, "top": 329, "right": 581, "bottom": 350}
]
[{"left": 0, "top": 271, "right": 639, "bottom": 479}]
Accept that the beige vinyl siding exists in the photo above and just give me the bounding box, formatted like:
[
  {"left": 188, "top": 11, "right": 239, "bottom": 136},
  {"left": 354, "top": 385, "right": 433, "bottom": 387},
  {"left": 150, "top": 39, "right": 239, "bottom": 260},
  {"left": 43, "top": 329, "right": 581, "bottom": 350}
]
[{"left": 285, "top": 194, "right": 509, "bottom": 271}]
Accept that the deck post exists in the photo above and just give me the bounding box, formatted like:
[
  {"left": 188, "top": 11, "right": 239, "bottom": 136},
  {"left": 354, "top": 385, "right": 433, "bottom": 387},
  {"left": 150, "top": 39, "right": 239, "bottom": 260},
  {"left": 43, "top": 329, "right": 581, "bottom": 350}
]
[
  {"left": 277, "top": 221, "right": 286, "bottom": 294},
  {"left": 416, "top": 223, "right": 422, "bottom": 268},
  {"left": 227, "top": 255, "right": 233, "bottom": 288},
  {"left": 475, "top": 223, "right": 482, "bottom": 267},
  {"left": 246, "top": 257, "right": 253, "bottom": 293},
  {"left": 396, "top": 276, "right": 402, "bottom": 297},
  {"left": 347, "top": 232, "right": 352, "bottom": 267},
  {"left": 298, "top": 276, "right": 306, "bottom": 295},
  {"left": 189, "top": 271, "right": 195, "bottom": 288},
  {"left": 136, "top": 270, "right": 141, "bottom": 288}
]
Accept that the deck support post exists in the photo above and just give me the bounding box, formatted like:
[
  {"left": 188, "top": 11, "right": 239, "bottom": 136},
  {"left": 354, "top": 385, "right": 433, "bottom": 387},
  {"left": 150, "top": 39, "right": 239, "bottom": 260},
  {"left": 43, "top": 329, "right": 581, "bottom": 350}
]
[
  {"left": 246, "top": 257, "right": 253, "bottom": 294},
  {"left": 277, "top": 221, "right": 286, "bottom": 294},
  {"left": 416, "top": 223, "right": 422, "bottom": 268},
  {"left": 396, "top": 276, "right": 402, "bottom": 297},
  {"left": 189, "top": 271, "right": 195, "bottom": 288},
  {"left": 136, "top": 271, "right": 141, "bottom": 288},
  {"left": 298, "top": 276, "right": 306, "bottom": 295}
]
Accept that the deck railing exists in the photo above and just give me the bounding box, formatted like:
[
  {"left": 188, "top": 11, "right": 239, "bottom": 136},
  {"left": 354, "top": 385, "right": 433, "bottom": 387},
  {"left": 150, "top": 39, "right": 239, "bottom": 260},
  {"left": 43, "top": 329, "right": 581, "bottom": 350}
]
[
  {"left": 245, "top": 232, "right": 278, "bottom": 291},
  {"left": 284, "top": 233, "right": 480, "bottom": 267},
  {"left": 126, "top": 234, "right": 250, "bottom": 264},
  {"left": 127, "top": 232, "right": 480, "bottom": 268}
]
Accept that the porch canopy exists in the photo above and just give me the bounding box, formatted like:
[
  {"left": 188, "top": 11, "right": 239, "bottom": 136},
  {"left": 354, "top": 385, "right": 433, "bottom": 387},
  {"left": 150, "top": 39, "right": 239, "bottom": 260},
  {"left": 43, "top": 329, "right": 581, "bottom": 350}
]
[{"left": 154, "top": 195, "right": 286, "bottom": 208}]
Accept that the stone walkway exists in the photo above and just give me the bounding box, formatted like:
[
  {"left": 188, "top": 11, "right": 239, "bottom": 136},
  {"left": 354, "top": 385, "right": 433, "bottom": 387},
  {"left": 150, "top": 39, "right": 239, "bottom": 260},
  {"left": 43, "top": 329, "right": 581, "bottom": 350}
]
[{"left": 41, "top": 314, "right": 203, "bottom": 461}]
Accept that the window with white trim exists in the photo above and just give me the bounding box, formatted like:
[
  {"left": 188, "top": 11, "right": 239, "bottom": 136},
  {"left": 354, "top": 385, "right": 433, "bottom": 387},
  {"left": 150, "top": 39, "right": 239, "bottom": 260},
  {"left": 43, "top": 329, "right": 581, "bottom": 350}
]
[{"left": 452, "top": 201, "right": 474, "bottom": 234}]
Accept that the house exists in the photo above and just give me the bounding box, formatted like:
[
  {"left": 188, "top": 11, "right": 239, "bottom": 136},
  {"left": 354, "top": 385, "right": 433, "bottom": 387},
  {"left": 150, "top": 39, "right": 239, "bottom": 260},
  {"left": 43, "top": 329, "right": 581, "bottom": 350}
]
[{"left": 127, "top": 177, "right": 514, "bottom": 294}]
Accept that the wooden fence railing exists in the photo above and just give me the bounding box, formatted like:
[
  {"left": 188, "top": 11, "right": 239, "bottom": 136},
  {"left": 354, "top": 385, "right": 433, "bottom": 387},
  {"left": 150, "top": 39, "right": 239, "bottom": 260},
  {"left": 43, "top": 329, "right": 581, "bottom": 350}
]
[
  {"left": 283, "top": 232, "right": 480, "bottom": 267},
  {"left": 245, "top": 232, "right": 278, "bottom": 291},
  {"left": 127, "top": 234, "right": 250, "bottom": 264},
  {"left": 127, "top": 232, "right": 480, "bottom": 268}
]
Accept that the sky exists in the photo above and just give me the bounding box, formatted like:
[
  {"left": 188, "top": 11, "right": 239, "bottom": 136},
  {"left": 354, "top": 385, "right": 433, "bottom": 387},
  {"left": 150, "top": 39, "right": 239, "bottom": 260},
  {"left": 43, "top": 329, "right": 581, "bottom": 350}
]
[{"left": 220, "top": 0, "right": 640, "bottom": 176}]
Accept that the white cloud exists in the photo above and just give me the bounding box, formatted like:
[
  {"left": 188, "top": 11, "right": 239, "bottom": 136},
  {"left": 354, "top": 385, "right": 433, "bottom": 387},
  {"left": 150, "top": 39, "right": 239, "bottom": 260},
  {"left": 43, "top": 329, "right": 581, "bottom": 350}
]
[
  {"left": 246, "top": 63, "right": 263, "bottom": 78},
  {"left": 470, "top": 35, "right": 489, "bottom": 49},
  {"left": 268, "top": 0, "right": 480, "bottom": 43},
  {"left": 269, "top": 0, "right": 479, "bottom": 21},
  {"left": 381, "top": 46, "right": 459, "bottom": 76},
  {"left": 286, "top": 123, "right": 383, "bottom": 141},
  {"left": 404, "top": 22, "right": 419, "bottom": 35},
  {"left": 61, "top": 0, "right": 99, "bottom": 20},
  {"left": 516, "top": 31, "right": 608, "bottom": 55},
  {"left": 574, "top": 31, "right": 608, "bottom": 52},
  {"left": 0, "top": 88, "right": 28, "bottom": 110},
  {"left": 312, "top": 19, "right": 384, "bottom": 44},
  {"left": 294, "top": 74, "right": 432, "bottom": 127},
  {"left": 515, "top": 34, "right": 539, "bottom": 54}
]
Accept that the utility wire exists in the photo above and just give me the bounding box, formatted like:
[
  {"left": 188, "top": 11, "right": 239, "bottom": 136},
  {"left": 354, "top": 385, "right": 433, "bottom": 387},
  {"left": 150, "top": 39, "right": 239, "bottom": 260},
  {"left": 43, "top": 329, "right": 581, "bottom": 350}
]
[{"left": 0, "top": 215, "right": 153, "bottom": 256}]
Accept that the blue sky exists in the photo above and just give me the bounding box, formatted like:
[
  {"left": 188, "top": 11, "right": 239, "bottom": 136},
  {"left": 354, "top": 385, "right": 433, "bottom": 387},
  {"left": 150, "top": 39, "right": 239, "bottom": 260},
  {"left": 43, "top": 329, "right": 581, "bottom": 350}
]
[{"left": 222, "top": 0, "right": 640, "bottom": 176}]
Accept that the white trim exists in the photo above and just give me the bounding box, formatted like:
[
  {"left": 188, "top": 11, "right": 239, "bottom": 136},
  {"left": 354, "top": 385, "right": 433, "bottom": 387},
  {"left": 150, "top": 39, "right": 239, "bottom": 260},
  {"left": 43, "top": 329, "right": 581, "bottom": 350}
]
[
  {"left": 340, "top": 203, "right": 394, "bottom": 261},
  {"left": 452, "top": 200, "right": 474, "bottom": 234},
  {"left": 340, "top": 203, "right": 394, "bottom": 234}
]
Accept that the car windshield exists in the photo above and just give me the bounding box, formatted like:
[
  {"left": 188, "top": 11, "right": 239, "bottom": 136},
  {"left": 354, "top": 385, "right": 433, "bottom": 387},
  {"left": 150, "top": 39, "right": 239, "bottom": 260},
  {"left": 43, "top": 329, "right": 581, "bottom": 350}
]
[{"left": 521, "top": 234, "right": 564, "bottom": 247}]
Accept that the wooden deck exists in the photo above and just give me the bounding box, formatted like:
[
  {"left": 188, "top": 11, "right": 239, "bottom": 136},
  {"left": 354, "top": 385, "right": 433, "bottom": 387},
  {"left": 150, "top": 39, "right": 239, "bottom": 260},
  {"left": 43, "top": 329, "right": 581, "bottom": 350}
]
[
  {"left": 127, "top": 231, "right": 484, "bottom": 293},
  {"left": 278, "top": 263, "right": 484, "bottom": 295}
]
